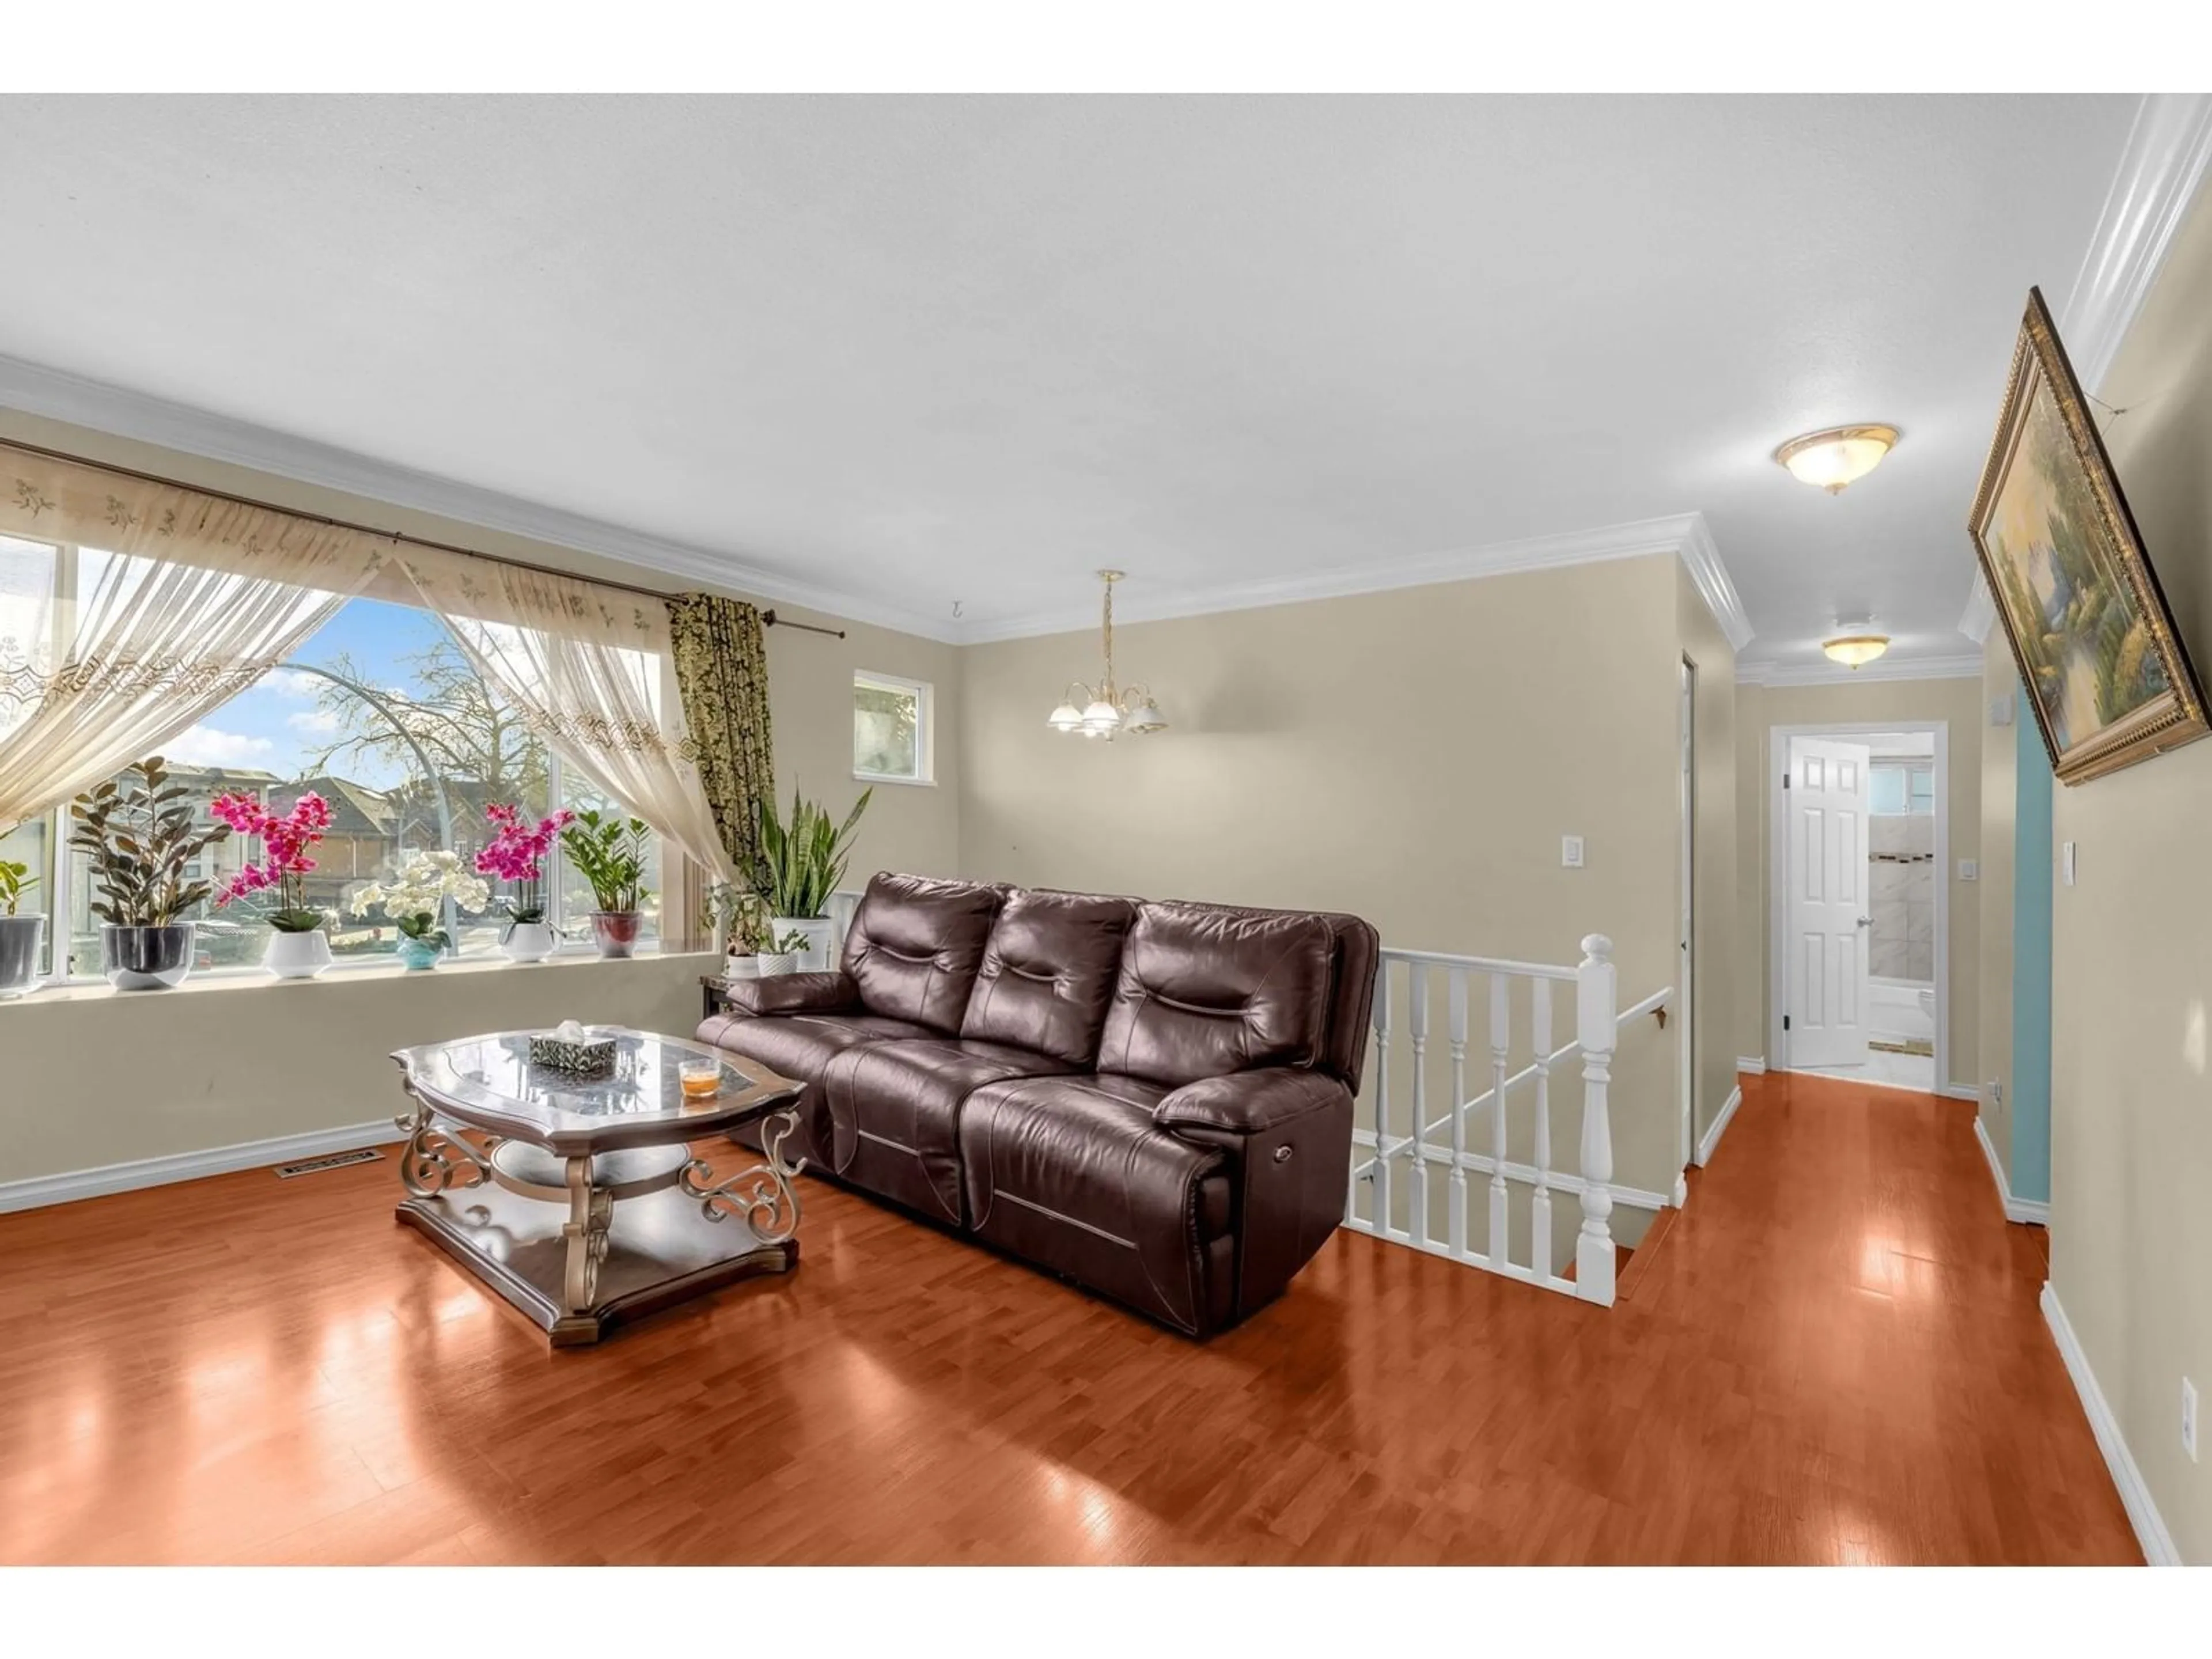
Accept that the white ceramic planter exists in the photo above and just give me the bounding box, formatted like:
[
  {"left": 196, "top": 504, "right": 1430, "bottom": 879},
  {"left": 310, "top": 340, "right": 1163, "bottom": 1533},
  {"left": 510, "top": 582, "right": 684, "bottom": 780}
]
[
  {"left": 503, "top": 921, "right": 559, "bottom": 964},
  {"left": 264, "top": 929, "right": 333, "bottom": 980},
  {"left": 772, "top": 915, "right": 836, "bottom": 972},
  {"left": 722, "top": 954, "right": 761, "bottom": 980},
  {"left": 754, "top": 951, "right": 798, "bottom": 977}
]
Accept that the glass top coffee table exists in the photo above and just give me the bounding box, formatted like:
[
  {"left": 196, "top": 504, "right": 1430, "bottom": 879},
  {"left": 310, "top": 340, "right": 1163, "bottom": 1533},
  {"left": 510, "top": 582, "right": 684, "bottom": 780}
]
[{"left": 389, "top": 1028, "right": 804, "bottom": 1346}]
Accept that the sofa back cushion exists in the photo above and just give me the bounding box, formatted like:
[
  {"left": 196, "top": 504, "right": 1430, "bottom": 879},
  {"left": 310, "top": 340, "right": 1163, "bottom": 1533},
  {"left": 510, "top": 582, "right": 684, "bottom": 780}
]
[
  {"left": 1096, "top": 901, "right": 1335, "bottom": 1086},
  {"left": 841, "top": 873, "right": 1007, "bottom": 1035},
  {"left": 960, "top": 889, "right": 1139, "bottom": 1066}
]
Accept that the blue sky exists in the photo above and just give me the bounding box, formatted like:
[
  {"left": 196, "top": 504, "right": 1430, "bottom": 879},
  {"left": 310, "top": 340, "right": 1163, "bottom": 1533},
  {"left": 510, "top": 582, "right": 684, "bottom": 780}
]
[{"left": 166, "top": 598, "right": 454, "bottom": 789}]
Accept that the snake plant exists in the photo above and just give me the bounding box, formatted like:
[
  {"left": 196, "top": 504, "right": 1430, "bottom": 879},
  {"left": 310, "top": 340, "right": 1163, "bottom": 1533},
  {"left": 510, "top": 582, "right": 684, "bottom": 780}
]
[{"left": 754, "top": 787, "right": 870, "bottom": 919}]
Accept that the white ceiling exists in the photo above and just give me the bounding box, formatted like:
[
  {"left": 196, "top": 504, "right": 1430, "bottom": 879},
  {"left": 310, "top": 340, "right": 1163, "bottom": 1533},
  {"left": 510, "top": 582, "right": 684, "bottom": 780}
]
[{"left": 0, "top": 94, "right": 2147, "bottom": 661}]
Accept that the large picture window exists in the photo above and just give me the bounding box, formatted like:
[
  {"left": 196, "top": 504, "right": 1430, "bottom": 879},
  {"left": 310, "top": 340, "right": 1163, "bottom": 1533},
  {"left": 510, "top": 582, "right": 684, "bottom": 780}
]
[{"left": 4, "top": 540, "right": 664, "bottom": 983}]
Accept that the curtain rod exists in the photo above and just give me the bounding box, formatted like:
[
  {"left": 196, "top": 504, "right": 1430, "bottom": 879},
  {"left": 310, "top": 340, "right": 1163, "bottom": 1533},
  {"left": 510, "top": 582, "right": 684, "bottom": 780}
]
[{"left": 1, "top": 435, "right": 850, "bottom": 638}]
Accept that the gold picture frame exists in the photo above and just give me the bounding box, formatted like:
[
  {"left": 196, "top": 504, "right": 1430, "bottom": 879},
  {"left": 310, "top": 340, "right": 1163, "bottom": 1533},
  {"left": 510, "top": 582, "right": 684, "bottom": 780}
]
[{"left": 1969, "top": 286, "right": 2208, "bottom": 784}]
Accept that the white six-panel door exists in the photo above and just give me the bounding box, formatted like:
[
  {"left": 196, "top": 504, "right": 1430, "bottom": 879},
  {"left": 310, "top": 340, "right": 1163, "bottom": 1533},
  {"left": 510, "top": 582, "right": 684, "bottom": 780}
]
[{"left": 1787, "top": 736, "right": 1873, "bottom": 1070}]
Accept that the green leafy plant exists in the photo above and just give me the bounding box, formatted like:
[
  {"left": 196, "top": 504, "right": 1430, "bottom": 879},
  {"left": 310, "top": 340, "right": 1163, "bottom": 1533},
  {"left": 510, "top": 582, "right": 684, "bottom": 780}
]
[
  {"left": 766, "top": 927, "right": 810, "bottom": 955},
  {"left": 69, "top": 757, "right": 232, "bottom": 929},
  {"left": 700, "top": 879, "right": 771, "bottom": 953},
  {"left": 559, "top": 808, "right": 653, "bottom": 913},
  {"left": 0, "top": 857, "right": 36, "bottom": 917},
  {"left": 754, "top": 787, "right": 870, "bottom": 920}
]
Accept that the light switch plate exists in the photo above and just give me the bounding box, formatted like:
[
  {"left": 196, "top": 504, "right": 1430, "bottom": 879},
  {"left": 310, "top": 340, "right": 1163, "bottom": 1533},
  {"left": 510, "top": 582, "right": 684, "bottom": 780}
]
[
  {"left": 1990, "top": 693, "right": 2015, "bottom": 726},
  {"left": 1561, "top": 835, "right": 1585, "bottom": 869},
  {"left": 2186, "top": 1376, "right": 2199, "bottom": 1464},
  {"left": 1959, "top": 858, "right": 1978, "bottom": 881},
  {"left": 2062, "top": 841, "right": 2077, "bottom": 887}
]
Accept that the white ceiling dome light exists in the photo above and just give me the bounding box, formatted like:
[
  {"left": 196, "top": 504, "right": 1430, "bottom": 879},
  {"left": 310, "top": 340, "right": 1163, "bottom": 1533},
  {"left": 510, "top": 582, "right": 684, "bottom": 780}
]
[
  {"left": 1045, "top": 570, "right": 1166, "bottom": 743},
  {"left": 1774, "top": 425, "right": 1901, "bottom": 494},
  {"left": 1822, "top": 632, "right": 1892, "bottom": 668}
]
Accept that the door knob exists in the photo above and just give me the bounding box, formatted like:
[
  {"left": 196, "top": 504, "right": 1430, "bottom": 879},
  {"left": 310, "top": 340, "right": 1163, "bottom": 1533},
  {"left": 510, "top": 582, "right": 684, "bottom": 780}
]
[{"left": 1857, "top": 916, "right": 1873, "bottom": 926}]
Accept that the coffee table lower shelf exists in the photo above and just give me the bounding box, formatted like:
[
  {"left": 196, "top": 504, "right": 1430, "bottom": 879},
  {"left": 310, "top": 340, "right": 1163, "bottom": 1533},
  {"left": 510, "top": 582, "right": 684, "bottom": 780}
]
[{"left": 397, "top": 1181, "right": 798, "bottom": 1347}]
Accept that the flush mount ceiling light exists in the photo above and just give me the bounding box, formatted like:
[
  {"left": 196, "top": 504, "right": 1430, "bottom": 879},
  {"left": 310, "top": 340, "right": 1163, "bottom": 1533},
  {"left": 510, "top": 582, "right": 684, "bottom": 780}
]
[
  {"left": 1774, "top": 424, "right": 1900, "bottom": 494},
  {"left": 1823, "top": 634, "right": 1891, "bottom": 669},
  {"left": 1045, "top": 570, "right": 1166, "bottom": 741}
]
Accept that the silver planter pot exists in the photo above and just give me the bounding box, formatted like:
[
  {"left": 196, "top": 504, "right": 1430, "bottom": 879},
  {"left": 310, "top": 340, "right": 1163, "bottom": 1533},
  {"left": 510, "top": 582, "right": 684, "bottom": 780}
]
[
  {"left": 0, "top": 914, "right": 44, "bottom": 999},
  {"left": 102, "top": 922, "right": 198, "bottom": 991}
]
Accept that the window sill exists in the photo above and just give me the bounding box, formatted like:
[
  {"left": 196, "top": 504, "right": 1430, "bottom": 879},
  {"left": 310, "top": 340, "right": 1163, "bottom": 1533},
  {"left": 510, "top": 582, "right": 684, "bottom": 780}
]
[
  {"left": 853, "top": 771, "right": 937, "bottom": 789},
  {"left": 1, "top": 947, "right": 709, "bottom": 1007}
]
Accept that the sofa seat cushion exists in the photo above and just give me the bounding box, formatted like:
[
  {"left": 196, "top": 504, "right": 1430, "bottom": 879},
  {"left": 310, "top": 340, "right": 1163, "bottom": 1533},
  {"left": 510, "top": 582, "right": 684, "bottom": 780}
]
[
  {"left": 959, "top": 1075, "right": 1233, "bottom": 1335},
  {"left": 696, "top": 1010, "right": 942, "bottom": 1168},
  {"left": 817, "top": 1039, "right": 1073, "bottom": 1225}
]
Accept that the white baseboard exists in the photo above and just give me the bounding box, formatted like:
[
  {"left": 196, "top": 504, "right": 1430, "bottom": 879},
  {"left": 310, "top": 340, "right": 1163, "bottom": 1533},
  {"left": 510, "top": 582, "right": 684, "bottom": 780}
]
[
  {"left": 1940, "top": 1083, "right": 1982, "bottom": 1103},
  {"left": 2041, "top": 1282, "right": 2180, "bottom": 1565},
  {"left": 0, "top": 1120, "right": 407, "bottom": 1215},
  {"left": 1971, "top": 1113, "right": 2051, "bottom": 1226},
  {"left": 1735, "top": 1056, "right": 1767, "bottom": 1075},
  {"left": 1696, "top": 1084, "right": 1742, "bottom": 1166}
]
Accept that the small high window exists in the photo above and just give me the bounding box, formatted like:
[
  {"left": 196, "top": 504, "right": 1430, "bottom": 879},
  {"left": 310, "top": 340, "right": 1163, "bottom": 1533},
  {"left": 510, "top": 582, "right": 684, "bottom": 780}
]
[{"left": 853, "top": 671, "right": 932, "bottom": 786}]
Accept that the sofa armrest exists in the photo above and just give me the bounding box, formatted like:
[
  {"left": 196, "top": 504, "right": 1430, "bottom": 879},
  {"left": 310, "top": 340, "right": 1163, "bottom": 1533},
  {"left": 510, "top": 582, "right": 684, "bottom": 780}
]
[
  {"left": 1153, "top": 1068, "right": 1349, "bottom": 1136},
  {"left": 718, "top": 971, "right": 860, "bottom": 1017}
]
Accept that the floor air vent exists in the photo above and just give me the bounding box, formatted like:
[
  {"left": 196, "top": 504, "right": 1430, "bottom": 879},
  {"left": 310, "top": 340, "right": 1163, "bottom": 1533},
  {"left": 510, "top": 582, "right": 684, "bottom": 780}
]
[{"left": 274, "top": 1148, "right": 385, "bottom": 1179}]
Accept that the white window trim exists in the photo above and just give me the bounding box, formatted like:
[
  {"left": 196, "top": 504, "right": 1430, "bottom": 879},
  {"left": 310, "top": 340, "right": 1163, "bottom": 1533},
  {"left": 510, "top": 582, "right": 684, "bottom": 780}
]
[{"left": 851, "top": 668, "right": 935, "bottom": 787}]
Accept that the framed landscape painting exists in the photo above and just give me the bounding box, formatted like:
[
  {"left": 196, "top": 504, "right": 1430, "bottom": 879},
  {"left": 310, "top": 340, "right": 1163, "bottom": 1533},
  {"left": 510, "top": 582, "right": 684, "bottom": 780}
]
[{"left": 1969, "top": 286, "right": 2208, "bottom": 784}]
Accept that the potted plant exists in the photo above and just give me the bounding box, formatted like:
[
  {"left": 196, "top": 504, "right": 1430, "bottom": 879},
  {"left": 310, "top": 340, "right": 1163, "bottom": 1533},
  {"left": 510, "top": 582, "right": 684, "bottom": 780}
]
[
  {"left": 211, "top": 790, "right": 336, "bottom": 979},
  {"left": 475, "top": 802, "right": 574, "bottom": 963},
  {"left": 559, "top": 808, "right": 653, "bottom": 959},
  {"left": 755, "top": 786, "right": 870, "bottom": 970},
  {"left": 69, "top": 757, "right": 232, "bottom": 990},
  {"left": 349, "top": 851, "right": 489, "bottom": 970},
  {"left": 755, "top": 926, "right": 810, "bottom": 978},
  {"left": 700, "top": 879, "right": 768, "bottom": 979},
  {"left": 0, "top": 851, "right": 43, "bottom": 999}
]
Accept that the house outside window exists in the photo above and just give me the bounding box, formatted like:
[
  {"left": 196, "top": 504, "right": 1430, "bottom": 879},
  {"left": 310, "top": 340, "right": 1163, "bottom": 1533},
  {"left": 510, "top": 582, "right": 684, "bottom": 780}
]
[{"left": 853, "top": 670, "right": 933, "bottom": 786}]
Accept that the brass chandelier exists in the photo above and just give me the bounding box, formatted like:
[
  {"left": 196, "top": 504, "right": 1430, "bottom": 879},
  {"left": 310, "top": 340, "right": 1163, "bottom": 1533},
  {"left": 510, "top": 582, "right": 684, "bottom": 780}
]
[{"left": 1046, "top": 570, "right": 1166, "bottom": 741}]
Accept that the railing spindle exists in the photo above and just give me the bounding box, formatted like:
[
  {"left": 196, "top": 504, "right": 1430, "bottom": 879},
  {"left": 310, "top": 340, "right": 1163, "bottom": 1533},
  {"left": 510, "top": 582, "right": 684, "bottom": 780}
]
[
  {"left": 1488, "top": 972, "right": 1510, "bottom": 1270},
  {"left": 1531, "top": 978, "right": 1554, "bottom": 1281},
  {"left": 1447, "top": 968, "right": 1468, "bottom": 1258},
  {"left": 1408, "top": 962, "right": 1430, "bottom": 1247},
  {"left": 1372, "top": 957, "right": 1394, "bottom": 1238},
  {"left": 1575, "top": 934, "right": 1618, "bottom": 1306}
]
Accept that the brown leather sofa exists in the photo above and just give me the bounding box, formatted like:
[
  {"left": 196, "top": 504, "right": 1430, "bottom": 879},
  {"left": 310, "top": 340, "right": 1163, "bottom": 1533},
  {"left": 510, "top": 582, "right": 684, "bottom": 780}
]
[{"left": 698, "top": 873, "right": 1378, "bottom": 1336}]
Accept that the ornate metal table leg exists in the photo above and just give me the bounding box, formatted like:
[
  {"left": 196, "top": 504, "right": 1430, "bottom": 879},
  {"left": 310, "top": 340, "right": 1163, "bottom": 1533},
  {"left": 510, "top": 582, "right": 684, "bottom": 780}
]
[
  {"left": 680, "top": 1107, "right": 806, "bottom": 1244},
  {"left": 560, "top": 1154, "right": 613, "bottom": 1315},
  {"left": 395, "top": 1088, "right": 494, "bottom": 1198}
]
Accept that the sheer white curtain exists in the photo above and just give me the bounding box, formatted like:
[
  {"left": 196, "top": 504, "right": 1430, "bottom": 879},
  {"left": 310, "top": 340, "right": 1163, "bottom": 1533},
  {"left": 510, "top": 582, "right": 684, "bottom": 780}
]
[
  {"left": 0, "top": 445, "right": 388, "bottom": 831},
  {"left": 396, "top": 548, "right": 731, "bottom": 882}
]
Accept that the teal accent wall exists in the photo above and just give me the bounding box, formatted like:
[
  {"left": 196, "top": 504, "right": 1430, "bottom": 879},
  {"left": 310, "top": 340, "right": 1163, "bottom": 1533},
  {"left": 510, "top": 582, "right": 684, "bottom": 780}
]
[{"left": 2011, "top": 694, "right": 2053, "bottom": 1203}]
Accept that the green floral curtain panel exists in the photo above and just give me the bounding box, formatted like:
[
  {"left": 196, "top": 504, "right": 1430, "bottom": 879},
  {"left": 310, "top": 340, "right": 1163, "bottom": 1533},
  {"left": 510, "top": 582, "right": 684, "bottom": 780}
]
[{"left": 668, "top": 593, "right": 775, "bottom": 880}]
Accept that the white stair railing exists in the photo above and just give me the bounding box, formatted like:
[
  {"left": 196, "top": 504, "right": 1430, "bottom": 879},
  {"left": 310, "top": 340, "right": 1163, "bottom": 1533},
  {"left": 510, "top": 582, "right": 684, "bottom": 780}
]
[{"left": 1343, "top": 933, "right": 1665, "bottom": 1308}]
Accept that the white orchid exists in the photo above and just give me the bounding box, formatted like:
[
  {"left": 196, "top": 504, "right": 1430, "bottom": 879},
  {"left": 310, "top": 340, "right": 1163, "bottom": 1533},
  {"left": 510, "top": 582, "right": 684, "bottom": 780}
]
[{"left": 349, "top": 850, "right": 492, "bottom": 919}]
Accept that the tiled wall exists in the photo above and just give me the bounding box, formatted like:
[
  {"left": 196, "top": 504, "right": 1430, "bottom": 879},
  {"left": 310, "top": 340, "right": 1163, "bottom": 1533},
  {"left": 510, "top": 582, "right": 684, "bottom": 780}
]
[{"left": 1869, "top": 813, "right": 1934, "bottom": 981}]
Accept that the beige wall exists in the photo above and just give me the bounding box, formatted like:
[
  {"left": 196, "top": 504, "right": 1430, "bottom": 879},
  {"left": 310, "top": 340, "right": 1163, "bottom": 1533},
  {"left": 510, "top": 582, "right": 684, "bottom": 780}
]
[
  {"left": 1677, "top": 559, "right": 1740, "bottom": 1154},
  {"left": 0, "top": 953, "right": 717, "bottom": 1188},
  {"left": 1734, "top": 675, "right": 1982, "bottom": 1091},
  {"left": 0, "top": 408, "right": 964, "bottom": 885},
  {"left": 959, "top": 553, "right": 1700, "bottom": 1205},
  {"left": 2034, "top": 181, "right": 2212, "bottom": 1563},
  {"left": 1979, "top": 632, "right": 2019, "bottom": 1175}
]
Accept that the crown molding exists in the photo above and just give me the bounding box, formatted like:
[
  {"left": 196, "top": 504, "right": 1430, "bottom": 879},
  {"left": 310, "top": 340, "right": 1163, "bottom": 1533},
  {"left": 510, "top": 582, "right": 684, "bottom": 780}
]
[
  {"left": 961, "top": 511, "right": 1749, "bottom": 644},
  {"left": 2056, "top": 93, "right": 2212, "bottom": 397},
  {"left": 0, "top": 353, "right": 964, "bottom": 643},
  {"left": 1738, "top": 652, "right": 1985, "bottom": 688},
  {"left": 1959, "top": 570, "right": 1996, "bottom": 645},
  {"left": 1676, "top": 511, "right": 1756, "bottom": 652}
]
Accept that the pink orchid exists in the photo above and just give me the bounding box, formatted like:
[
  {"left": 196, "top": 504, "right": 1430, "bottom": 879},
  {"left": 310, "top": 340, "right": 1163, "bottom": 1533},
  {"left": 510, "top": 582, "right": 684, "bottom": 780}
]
[
  {"left": 474, "top": 803, "right": 575, "bottom": 929},
  {"left": 213, "top": 791, "right": 332, "bottom": 927}
]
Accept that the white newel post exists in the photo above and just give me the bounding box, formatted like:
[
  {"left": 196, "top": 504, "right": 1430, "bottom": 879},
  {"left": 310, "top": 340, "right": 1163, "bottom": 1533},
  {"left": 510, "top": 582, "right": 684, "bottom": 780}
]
[
  {"left": 1574, "top": 933, "right": 1618, "bottom": 1306},
  {"left": 1408, "top": 963, "right": 1430, "bottom": 1246},
  {"left": 1372, "top": 960, "right": 1393, "bottom": 1237}
]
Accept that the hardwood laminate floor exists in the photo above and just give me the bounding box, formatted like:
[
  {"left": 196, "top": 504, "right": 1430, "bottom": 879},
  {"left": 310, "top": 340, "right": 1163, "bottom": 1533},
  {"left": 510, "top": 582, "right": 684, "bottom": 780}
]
[{"left": 0, "top": 1070, "right": 2138, "bottom": 1564}]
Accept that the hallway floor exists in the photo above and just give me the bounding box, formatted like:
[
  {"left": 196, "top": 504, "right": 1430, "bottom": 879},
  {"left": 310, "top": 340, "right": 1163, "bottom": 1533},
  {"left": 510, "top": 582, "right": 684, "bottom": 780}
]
[
  {"left": 0, "top": 1070, "right": 2135, "bottom": 1564},
  {"left": 1795, "top": 1047, "right": 1937, "bottom": 1091}
]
